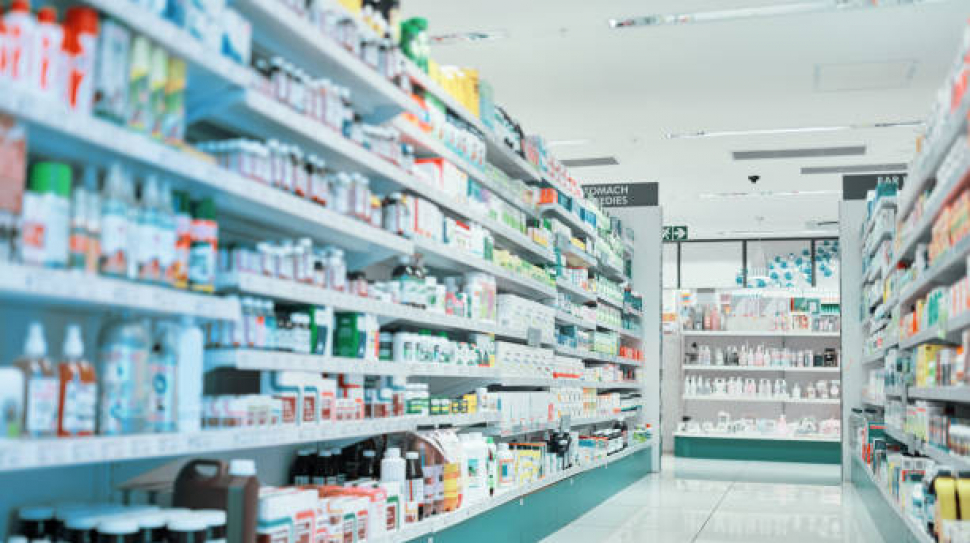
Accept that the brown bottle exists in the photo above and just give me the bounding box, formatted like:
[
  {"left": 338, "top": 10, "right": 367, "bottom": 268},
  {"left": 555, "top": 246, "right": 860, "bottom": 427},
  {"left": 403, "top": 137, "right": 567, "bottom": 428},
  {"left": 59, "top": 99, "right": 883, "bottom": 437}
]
[{"left": 173, "top": 459, "right": 259, "bottom": 543}]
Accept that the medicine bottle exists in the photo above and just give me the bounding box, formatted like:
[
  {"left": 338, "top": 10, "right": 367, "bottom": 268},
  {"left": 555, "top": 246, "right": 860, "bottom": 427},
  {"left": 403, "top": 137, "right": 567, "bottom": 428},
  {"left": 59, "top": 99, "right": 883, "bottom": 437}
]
[
  {"left": 62, "top": 514, "right": 98, "bottom": 543},
  {"left": 18, "top": 505, "right": 55, "bottom": 539},
  {"left": 195, "top": 510, "right": 227, "bottom": 543},
  {"left": 165, "top": 514, "right": 207, "bottom": 543},
  {"left": 95, "top": 518, "right": 139, "bottom": 543}
]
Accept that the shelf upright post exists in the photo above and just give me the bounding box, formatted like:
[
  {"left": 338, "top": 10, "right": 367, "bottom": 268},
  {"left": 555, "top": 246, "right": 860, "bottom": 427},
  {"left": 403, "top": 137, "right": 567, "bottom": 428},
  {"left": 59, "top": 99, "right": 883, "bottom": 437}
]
[{"left": 839, "top": 197, "right": 868, "bottom": 479}]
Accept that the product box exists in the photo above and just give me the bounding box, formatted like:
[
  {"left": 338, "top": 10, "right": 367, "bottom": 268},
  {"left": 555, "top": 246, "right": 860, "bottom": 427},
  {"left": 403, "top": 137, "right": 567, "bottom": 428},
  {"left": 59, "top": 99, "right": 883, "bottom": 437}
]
[
  {"left": 310, "top": 306, "right": 334, "bottom": 356},
  {"left": 148, "top": 45, "right": 168, "bottom": 139},
  {"left": 94, "top": 19, "right": 132, "bottom": 123},
  {"left": 334, "top": 312, "right": 367, "bottom": 359},
  {"left": 162, "top": 57, "right": 187, "bottom": 143},
  {"left": 0, "top": 115, "right": 26, "bottom": 214},
  {"left": 127, "top": 35, "right": 152, "bottom": 132}
]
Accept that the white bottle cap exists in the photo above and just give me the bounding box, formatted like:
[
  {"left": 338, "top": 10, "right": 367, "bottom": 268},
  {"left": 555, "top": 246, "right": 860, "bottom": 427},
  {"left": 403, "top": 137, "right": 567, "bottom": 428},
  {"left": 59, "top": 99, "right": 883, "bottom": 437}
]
[
  {"left": 97, "top": 518, "right": 139, "bottom": 535},
  {"left": 7, "top": 536, "right": 28, "bottom": 543},
  {"left": 19, "top": 506, "right": 54, "bottom": 521},
  {"left": 136, "top": 513, "right": 168, "bottom": 530},
  {"left": 63, "top": 324, "right": 84, "bottom": 359},
  {"left": 194, "top": 509, "right": 227, "bottom": 527},
  {"left": 64, "top": 515, "right": 99, "bottom": 531},
  {"left": 167, "top": 514, "right": 207, "bottom": 533},
  {"left": 405, "top": 451, "right": 419, "bottom": 460},
  {"left": 23, "top": 322, "right": 47, "bottom": 358},
  {"left": 229, "top": 459, "right": 257, "bottom": 477},
  {"left": 385, "top": 447, "right": 401, "bottom": 459}
]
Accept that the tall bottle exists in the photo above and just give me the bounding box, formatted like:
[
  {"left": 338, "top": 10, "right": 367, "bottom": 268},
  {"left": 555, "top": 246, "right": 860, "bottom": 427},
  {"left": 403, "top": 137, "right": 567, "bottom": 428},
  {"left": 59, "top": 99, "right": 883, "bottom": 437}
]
[
  {"left": 83, "top": 166, "right": 101, "bottom": 274},
  {"left": 99, "top": 163, "right": 129, "bottom": 277},
  {"left": 58, "top": 324, "right": 96, "bottom": 437},
  {"left": 137, "top": 175, "right": 162, "bottom": 283},
  {"left": 98, "top": 315, "right": 150, "bottom": 434},
  {"left": 175, "top": 316, "right": 203, "bottom": 432},
  {"left": 68, "top": 176, "right": 88, "bottom": 270},
  {"left": 157, "top": 180, "right": 177, "bottom": 286},
  {"left": 405, "top": 451, "right": 424, "bottom": 521},
  {"left": 125, "top": 175, "right": 142, "bottom": 280},
  {"left": 188, "top": 198, "right": 217, "bottom": 293},
  {"left": 173, "top": 191, "right": 192, "bottom": 289},
  {"left": 147, "top": 322, "right": 176, "bottom": 432},
  {"left": 17, "top": 322, "right": 58, "bottom": 437}
]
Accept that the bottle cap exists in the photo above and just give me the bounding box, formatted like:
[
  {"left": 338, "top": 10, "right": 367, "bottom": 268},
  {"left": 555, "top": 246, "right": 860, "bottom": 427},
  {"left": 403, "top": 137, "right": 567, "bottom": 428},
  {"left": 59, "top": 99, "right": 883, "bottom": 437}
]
[
  {"left": 10, "top": 0, "right": 29, "bottom": 13},
  {"left": 363, "top": 450, "right": 376, "bottom": 458},
  {"left": 405, "top": 451, "right": 419, "bottom": 460},
  {"left": 24, "top": 322, "right": 47, "bottom": 358},
  {"left": 64, "top": 515, "right": 99, "bottom": 531},
  {"left": 166, "top": 514, "right": 207, "bottom": 533},
  {"left": 229, "top": 459, "right": 256, "bottom": 477},
  {"left": 194, "top": 509, "right": 227, "bottom": 527},
  {"left": 97, "top": 518, "right": 139, "bottom": 535},
  {"left": 63, "top": 324, "right": 84, "bottom": 359},
  {"left": 136, "top": 513, "right": 168, "bottom": 530},
  {"left": 37, "top": 6, "right": 57, "bottom": 22},
  {"left": 65, "top": 6, "right": 99, "bottom": 35},
  {"left": 19, "top": 505, "right": 54, "bottom": 521},
  {"left": 385, "top": 447, "right": 401, "bottom": 459}
]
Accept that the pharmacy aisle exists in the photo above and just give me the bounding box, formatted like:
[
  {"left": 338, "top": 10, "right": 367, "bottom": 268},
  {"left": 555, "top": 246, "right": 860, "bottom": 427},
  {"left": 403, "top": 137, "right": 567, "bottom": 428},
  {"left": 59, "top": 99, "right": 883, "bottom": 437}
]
[
  {"left": 673, "top": 288, "right": 843, "bottom": 463},
  {"left": 845, "top": 20, "right": 970, "bottom": 543},
  {"left": 0, "top": 1, "right": 658, "bottom": 542}
]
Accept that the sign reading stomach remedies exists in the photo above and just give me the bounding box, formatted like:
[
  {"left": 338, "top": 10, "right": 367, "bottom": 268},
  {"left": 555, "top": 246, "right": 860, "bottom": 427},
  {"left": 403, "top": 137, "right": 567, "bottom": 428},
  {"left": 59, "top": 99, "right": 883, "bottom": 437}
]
[{"left": 582, "top": 182, "right": 658, "bottom": 207}]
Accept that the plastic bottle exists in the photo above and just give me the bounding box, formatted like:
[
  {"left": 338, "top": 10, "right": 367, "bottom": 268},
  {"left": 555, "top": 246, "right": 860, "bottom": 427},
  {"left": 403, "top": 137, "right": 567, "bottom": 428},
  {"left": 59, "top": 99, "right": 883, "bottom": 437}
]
[
  {"left": 17, "top": 322, "right": 58, "bottom": 437},
  {"left": 4, "top": 0, "right": 35, "bottom": 85},
  {"left": 380, "top": 447, "right": 406, "bottom": 496},
  {"left": 291, "top": 449, "right": 313, "bottom": 485},
  {"left": 99, "top": 163, "right": 129, "bottom": 277},
  {"left": 405, "top": 451, "right": 424, "bottom": 520},
  {"left": 392, "top": 256, "right": 416, "bottom": 307},
  {"left": 147, "top": 322, "right": 176, "bottom": 433},
  {"left": 173, "top": 191, "right": 192, "bottom": 289},
  {"left": 0, "top": 367, "right": 24, "bottom": 438},
  {"left": 138, "top": 175, "right": 162, "bottom": 283},
  {"left": 63, "top": 7, "right": 98, "bottom": 112},
  {"left": 157, "top": 180, "right": 177, "bottom": 286},
  {"left": 82, "top": 166, "right": 101, "bottom": 273},
  {"left": 19, "top": 164, "right": 49, "bottom": 266},
  {"left": 125, "top": 175, "right": 141, "bottom": 280},
  {"left": 462, "top": 433, "right": 488, "bottom": 505},
  {"left": 175, "top": 316, "right": 203, "bottom": 432},
  {"left": 496, "top": 443, "right": 514, "bottom": 490},
  {"left": 45, "top": 163, "right": 72, "bottom": 268},
  {"left": 486, "top": 437, "right": 497, "bottom": 496},
  {"left": 68, "top": 174, "right": 88, "bottom": 270},
  {"left": 97, "top": 315, "right": 150, "bottom": 435},
  {"left": 360, "top": 449, "right": 378, "bottom": 481},
  {"left": 57, "top": 324, "right": 96, "bottom": 437},
  {"left": 189, "top": 197, "right": 217, "bottom": 293},
  {"left": 34, "top": 6, "right": 62, "bottom": 97}
]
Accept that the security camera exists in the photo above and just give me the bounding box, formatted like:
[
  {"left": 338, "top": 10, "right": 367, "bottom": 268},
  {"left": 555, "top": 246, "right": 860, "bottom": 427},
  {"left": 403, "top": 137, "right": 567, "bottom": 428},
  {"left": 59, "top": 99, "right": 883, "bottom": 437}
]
[{"left": 749, "top": 175, "right": 760, "bottom": 184}]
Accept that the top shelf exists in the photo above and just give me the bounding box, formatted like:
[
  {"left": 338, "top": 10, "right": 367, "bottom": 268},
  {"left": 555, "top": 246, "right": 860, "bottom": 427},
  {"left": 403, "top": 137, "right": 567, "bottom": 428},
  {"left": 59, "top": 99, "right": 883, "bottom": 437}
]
[
  {"left": 231, "top": 0, "right": 419, "bottom": 122},
  {"left": 681, "top": 330, "right": 841, "bottom": 338}
]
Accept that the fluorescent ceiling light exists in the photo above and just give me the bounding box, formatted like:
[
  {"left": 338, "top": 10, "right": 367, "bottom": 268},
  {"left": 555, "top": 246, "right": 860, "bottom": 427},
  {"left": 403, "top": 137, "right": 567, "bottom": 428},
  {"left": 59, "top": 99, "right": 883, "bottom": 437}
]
[
  {"left": 430, "top": 31, "right": 507, "bottom": 45},
  {"left": 666, "top": 120, "right": 922, "bottom": 139},
  {"left": 699, "top": 190, "right": 841, "bottom": 199},
  {"left": 609, "top": 0, "right": 948, "bottom": 28},
  {"left": 547, "top": 139, "right": 593, "bottom": 147}
]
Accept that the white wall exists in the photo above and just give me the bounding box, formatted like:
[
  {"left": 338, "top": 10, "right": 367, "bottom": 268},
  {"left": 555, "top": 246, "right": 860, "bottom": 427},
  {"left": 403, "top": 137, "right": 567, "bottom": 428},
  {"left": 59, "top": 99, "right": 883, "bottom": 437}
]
[
  {"left": 680, "top": 241, "right": 743, "bottom": 288},
  {"left": 662, "top": 243, "right": 678, "bottom": 289}
]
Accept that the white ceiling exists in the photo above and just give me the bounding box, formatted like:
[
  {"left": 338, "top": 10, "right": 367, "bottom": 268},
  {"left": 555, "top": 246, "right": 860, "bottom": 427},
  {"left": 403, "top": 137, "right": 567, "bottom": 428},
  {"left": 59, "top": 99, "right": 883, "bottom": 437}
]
[{"left": 402, "top": 0, "right": 970, "bottom": 238}]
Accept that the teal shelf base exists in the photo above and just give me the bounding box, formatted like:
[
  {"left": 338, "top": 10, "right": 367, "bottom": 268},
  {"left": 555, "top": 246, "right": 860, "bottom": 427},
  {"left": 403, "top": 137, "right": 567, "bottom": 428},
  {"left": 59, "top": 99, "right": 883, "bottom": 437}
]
[
  {"left": 674, "top": 435, "right": 841, "bottom": 464},
  {"left": 406, "top": 445, "right": 654, "bottom": 543}
]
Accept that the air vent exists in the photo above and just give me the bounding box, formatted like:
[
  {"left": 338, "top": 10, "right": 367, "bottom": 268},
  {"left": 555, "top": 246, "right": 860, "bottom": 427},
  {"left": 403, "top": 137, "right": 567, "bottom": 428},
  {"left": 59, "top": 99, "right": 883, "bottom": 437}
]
[
  {"left": 561, "top": 156, "right": 619, "bottom": 168},
  {"left": 732, "top": 146, "right": 866, "bottom": 161},
  {"left": 801, "top": 163, "right": 908, "bottom": 174}
]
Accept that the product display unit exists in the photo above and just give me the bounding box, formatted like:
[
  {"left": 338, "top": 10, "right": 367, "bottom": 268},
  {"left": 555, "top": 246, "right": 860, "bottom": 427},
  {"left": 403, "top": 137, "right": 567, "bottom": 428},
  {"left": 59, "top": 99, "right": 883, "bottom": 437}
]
[{"left": 0, "top": 0, "right": 658, "bottom": 540}]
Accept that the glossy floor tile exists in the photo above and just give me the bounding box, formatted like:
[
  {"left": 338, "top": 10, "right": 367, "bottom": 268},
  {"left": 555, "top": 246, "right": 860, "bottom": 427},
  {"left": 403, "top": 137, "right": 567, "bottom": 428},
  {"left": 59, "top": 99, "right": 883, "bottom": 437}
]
[{"left": 540, "top": 456, "right": 885, "bottom": 543}]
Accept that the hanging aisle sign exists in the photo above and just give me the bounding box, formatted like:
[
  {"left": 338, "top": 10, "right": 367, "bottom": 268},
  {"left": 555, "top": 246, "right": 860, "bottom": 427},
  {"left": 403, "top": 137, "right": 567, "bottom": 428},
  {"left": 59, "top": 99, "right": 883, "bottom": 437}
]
[{"left": 582, "top": 182, "right": 658, "bottom": 207}]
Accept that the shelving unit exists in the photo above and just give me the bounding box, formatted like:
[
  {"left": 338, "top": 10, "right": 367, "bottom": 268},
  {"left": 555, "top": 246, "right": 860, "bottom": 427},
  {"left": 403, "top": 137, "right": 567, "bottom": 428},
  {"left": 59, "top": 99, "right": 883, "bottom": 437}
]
[
  {"left": 0, "top": 0, "right": 658, "bottom": 537},
  {"left": 673, "top": 431, "right": 840, "bottom": 443},
  {"left": 851, "top": 456, "right": 935, "bottom": 543},
  {"left": 682, "top": 364, "right": 840, "bottom": 374},
  {"left": 683, "top": 395, "right": 840, "bottom": 405}
]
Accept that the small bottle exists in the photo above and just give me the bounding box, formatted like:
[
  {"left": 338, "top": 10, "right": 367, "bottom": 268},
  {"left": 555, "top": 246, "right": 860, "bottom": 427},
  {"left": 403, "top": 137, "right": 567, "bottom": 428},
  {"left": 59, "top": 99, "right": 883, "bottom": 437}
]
[
  {"left": 173, "top": 191, "right": 193, "bottom": 289},
  {"left": 292, "top": 449, "right": 314, "bottom": 485},
  {"left": 99, "top": 163, "right": 129, "bottom": 277},
  {"left": 312, "top": 449, "right": 331, "bottom": 486},
  {"left": 360, "top": 449, "right": 378, "bottom": 481},
  {"left": 147, "top": 322, "right": 177, "bottom": 433},
  {"left": 82, "top": 165, "right": 101, "bottom": 274},
  {"left": 57, "top": 324, "right": 96, "bottom": 437},
  {"left": 68, "top": 177, "right": 88, "bottom": 270},
  {"left": 188, "top": 197, "right": 218, "bottom": 293},
  {"left": 497, "top": 443, "right": 514, "bottom": 490},
  {"left": 380, "top": 447, "right": 406, "bottom": 496},
  {"left": 405, "top": 451, "right": 425, "bottom": 520},
  {"left": 17, "top": 322, "right": 58, "bottom": 438}
]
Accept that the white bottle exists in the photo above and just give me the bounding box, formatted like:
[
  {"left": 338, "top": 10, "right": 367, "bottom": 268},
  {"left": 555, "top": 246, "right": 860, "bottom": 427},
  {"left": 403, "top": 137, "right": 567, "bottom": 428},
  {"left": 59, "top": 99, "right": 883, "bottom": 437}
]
[
  {"left": 497, "top": 442, "right": 514, "bottom": 491},
  {"left": 4, "top": 0, "right": 36, "bottom": 86},
  {"left": 34, "top": 7, "right": 63, "bottom": 97},
  {"left": 462, "top": 433, "right": 488, "bottom": 504},
  {"left": 43, "top": 163, "right": 71, "bottom": 268},
  {"left": 125, "top": 175, "right": 142, "bottom": 280},
  {"left": 138, "top": 175, "right": 162, "bottom": 283},
  {"left": 148, "top": 322, "right": 177, "bottom": 433},
  {"left": 100, "top": 163, "right": 129, "bottom": 277},
  {"left": 157, "top": 181, "right": 177, "bottom": 285},
  {"left": 380, "top": 447, "right": 406, "bottom": 496},
  {"left": 175, "top": 316, "right": 203, "bottom": 432}
]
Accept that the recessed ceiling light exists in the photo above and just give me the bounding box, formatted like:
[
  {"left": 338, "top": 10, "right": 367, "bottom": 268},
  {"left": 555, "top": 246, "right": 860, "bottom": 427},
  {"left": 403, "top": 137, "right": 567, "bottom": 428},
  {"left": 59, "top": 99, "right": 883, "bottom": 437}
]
[
  {"left": 665, "top": 120, "right": 922, "bottom": 139},
  {"left": 430, "top": 31, "right": 508, "bottom": 45},
  {"left": 699, "top": 190, "right": 841, "bottom": 199},
  {"left": 609, "top": 0, "right": 948, "bottom": 29}
]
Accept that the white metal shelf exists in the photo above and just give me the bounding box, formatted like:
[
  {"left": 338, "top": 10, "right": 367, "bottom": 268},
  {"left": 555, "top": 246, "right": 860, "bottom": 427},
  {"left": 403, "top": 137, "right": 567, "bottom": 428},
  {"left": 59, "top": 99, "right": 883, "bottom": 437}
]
[
  {"left": 897, "top": 90, "right": 970, "bottom": 220},
  {"left": 682, "top": 364, "right": 840, "bottom": 373},
  {"left": 908, "top": 386, "right": 970, "bottom": 403},
  {"left": 485, "top": 413, "right": 637, "bottom": 438},
  {"left": 673, "top": 431, "right": 840, "bottom": 443},
  {"left": 862, "top": 197, "right": 896, "bottom": 241},
  {"left": 863, "top": 348, "right": 889, "bottom": 365},
  {"left": 553, "top": 344, "right": 619, "bottom": 364},
  {"left": 385, "top": 440, "right": 654, "bottom": 543},
  {"left": 538, "top": 203, "right": 596, "bottom": 238},
  {"left": 683, "top": 395, "right": 840, "bottom": 405},
  {"left": 898, "top": 324, "right": 958, "bottom": 350},
  {"left": 596, "top": 295, "right": 624, "bottom": 311},
  {"left": 597, "top": 321, "right": 623, "bottom": 333},
  {"left": 556, "top": 237, "right": 597, "bottom": 268},
  {"left": 598, "top": 258, "right": 626, "bottom": 282},
  {"left": 392, "top": 118, "right": 539, "bottom": 219},
  {"left": 0, "top": 413, "right": 497, "bottom": 472},
  {"left": 852, "top": 455, "right": 935, "bottom": 543},
  {"left": 220, "top": 272, "right": 529, "bottom": 339},
  {"left": 898, "top": 233, "right": 970, "bottom": 309},
  {"left": 0, "top": 86, "right": 411, "bottom": 270},
  {"left": 413, "top": 237, "right": 556, "bottom": 299},
  {"left": 681, "top": 330, "right": 841, "bottom": 338},
  {"left": 230, "top": 0, "right": 417, "bottom": 121},
  {"left": 555, "top": 310, "right": 596, "bottom": 330},
  {"left": 0, "top": 263, "right": 240, "bottom": 321},
  {"left": 556, "top": 278, "right": 596, "bottom": 303}
]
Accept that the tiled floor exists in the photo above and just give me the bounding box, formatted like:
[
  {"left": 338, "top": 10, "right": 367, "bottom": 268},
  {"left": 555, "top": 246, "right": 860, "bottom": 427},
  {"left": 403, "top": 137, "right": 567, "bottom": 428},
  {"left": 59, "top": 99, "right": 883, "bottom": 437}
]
[{"left": 541, "top": 456, "right": 885, "bottom": 543}]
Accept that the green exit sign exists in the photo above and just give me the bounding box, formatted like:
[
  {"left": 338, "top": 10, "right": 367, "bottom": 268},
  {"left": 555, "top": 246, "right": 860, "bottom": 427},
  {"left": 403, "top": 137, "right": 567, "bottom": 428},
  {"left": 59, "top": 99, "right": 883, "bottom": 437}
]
[{"left": 663, "top": 225, "right": 689, "bottom": 241}]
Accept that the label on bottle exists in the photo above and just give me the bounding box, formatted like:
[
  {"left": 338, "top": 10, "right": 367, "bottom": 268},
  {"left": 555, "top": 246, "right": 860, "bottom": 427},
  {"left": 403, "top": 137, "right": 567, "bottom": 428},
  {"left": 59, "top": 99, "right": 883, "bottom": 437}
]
[
  {"left": 100, "top": 342, "right": 147, "bottom": 434},
  {"left": 174, "top": 212, "right": 192, "bottom": 287},
  {"left": 302, "top": 393, "right": 316, "bottom": 424},
  {"left": 407, "top": 477, "right": 424, "bottom": 504},
  {"left": 294, "top": 474, "right": 310, "bottom": 485},
  {"left": 100, "top": 200, "right": 128, "bottom": 275},
  {"left": 499, "top": 460, "right": 514, "bottom": 485},
  {"left": 138, "top": 209, "right": 161, "bottom": 281},
  {"left": 62, "top": 379, "right": 96, "bottom": 434},
  {"left": 25, "top": 376, "right": 58, "bottom": 435},
  {"left": 158, "top": 214, "right": 176, "bottom": 284},
  {"left": 147, "top": 353, "right": 175, "bottom": 431},
  {"left": 467, "top": 458, "right": 481, "bottom": 489}
]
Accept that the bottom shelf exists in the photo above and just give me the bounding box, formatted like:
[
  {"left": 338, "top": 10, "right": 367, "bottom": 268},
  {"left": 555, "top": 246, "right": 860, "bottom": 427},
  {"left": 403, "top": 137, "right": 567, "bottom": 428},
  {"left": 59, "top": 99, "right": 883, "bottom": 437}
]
[
  {"left": 673, "top": 431, "right": 841, "bottom": 443},
  {"left": 851, "top": 455, "right": 934, "bottom": 543},
  {"left": 389, "top": 440, "right": 655, "bottom": 543},
  {"left": 674, "top": 432, "right": 841, "bottom": 463}
]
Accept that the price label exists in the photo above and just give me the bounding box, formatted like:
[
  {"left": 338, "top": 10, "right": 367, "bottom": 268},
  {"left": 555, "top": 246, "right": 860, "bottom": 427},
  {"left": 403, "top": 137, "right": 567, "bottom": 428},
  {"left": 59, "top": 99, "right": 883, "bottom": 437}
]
[
  {"left": 158, "top": 436, "right": 181, "bottom": 455},
  {"left": 73, "top": 442, "right": 99, "bottom": 463}
]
